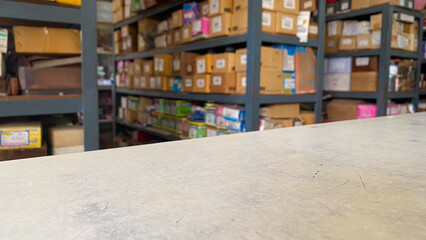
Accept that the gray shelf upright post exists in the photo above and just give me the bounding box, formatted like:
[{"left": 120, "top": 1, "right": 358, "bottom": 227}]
[
  {"left": 81, "top": 0, "right": 100, "bottom": 151},
  {"left": 414, "top": 14, "right": 424, "bottom": 112},
  {"left": 315, "top": 0, "right": 326, "bottom": 123},
  {"left": 245, "top": 0, "right": 262, "bottom": 131},
  {"left": 377, "top": 5, "right": 393, "bottom": 117}
]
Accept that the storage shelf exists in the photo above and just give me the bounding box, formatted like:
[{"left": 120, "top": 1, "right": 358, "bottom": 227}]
[
  {"left": 393, "top": 6, "right": 423, "bottom": 18},
  {"left": 419, "top": 90, "right": 426, "bottom": 95},
  {"left": 114, "top": 0, "right": 190, "bottom": 29},
  {"left": 326, "top": 4, "right": 385, "bottom": 21},
  {"left": 260, "top": 94, "right": 317, "bottom": 104},
  {"left": 100, "top": 119, "right": 113, "bottom": 124},
  {"left": 325, "top": 50, "right": 380, "bottom": 58},
  {"left": 116, "top": 120, "right": 182, "bottom": 141},
  {"left": 116, "top": 88, "right": 246, "bottom": 104},
  {"left": 0, "top": 95, "right": 82, "bottom": 117},
  {"left": 98, "top": 85, "right": 113, "bottom": 91},
  {"left": 0, "top": 0, "right": 80, "bottom": 25},
  {"left": 388, "top": 92, "right": 417, "bottom": 99},
  {"left": 391, "top": 50, "right": 418, "bottom": 59},
  {"left": 115, "top": 34, "right": 247, "bottom": 61},
  {"left": 323, "top": 91, "right": 378, "bottom": 99},
  {"left": 261, "top": 34, "right": 318, "bottom": 47}
]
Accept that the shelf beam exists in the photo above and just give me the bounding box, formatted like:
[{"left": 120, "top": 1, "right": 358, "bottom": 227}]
[
  {"left": 323, "top": 92, "right": 379, "bottom": 100},
  {"left": 260, "top": 95, "right": 317, "bottom": 104},
  {"left": 116, "top": 120, "right": 181, "bottom": 141},
  {"left": 326, "top": 4, "right": 386, "bottom": 21},
  {"left": 0, "top": 97, "right": 82, "bottom": 117},
  {"left": 261, "top": 34, "right": 318, "bottom": 47},
  {"left": 325, "top": 50, "right": 380, "bottom": 58}
]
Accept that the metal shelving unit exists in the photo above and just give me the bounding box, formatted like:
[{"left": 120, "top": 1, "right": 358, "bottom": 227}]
[
  {"left": 116, "top": 120, "right": 181, "bottom": 141},
  {"left": 325, "top": 4, "right": 424, "bottom": 115},
  {"left": 0, "top": 0, "right": 99, "bottom": 151},
  {"left": 113, "top": 0, "right": 325, "bottom": 142}
]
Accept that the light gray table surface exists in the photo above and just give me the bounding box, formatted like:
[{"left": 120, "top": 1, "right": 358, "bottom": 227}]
[{"left": 0, "top": 113, "right": 425, "bottom": 240}]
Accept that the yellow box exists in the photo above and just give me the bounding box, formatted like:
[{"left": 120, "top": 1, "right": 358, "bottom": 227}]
[
  {"left": 56, "top": 0, "right": 81, "bottom": 6},
  {"left": 0, "top": 122, "right": 42, "bottom": 149}
]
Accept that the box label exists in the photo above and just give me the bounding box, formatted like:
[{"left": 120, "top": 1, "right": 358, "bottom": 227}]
[
  {"left": 174, "top": 31, "right": 180, "bottom": 42},
  {"left": 356, "top": 57, "right": 369, "bottom": 66},
  {"left": 210, "top": 0, "right": 219, "bottom": 14},
  {"left": 372, "top": 31, "right": 381, "bottom": 45},
  {"left": 309, "top": 25, "right": 318, "bottom": 34},
  {"left": 399, "top": 0, "right": 405, "bottom": 6},
  {"left": 155, "top": 77, "right": 161, "bottom": 88},
  {"left": 304, "top": 1, "right": 313, "bottom": 9},
  {"left": 173, "top": 59, "right": 181, "bottom": 71},
  {"left": 328, "top": 40, "right": 335, "bottom": 47},
  {"left": 197, "top": 59, "right": 206, "bottom": 73},
  {"left": 216, "top": 59, "right": 226, "bottom": 69},
  {"left": 358, "top": 39, "right": 368, "bottom": 47},
  {"left": 155, "top": 58, "right": 165, "bottom": 72},
  {"left": 185, "top": 78, "right": 192, "bottom": 87},
  {"left": 284, "top": 0, "right": 296, "bottom": 9},
  {"left": 197, "top": 78, "right": 205, "bottom": 88},
  {"left": 400, "top": 13, "right": 414, "bottom": 23},
  {"left": 206, "top": 112, "right": 215, "bottom": 125},
  {"left": 213, "top": 76, "right": 222, "bottom": 85},
  {"left": 150, "top": 77, "right": 156, "bottom": 88},
  {"left": 398, "top": 35, "right": 408, "bottom": 48},
  {"left": 241, "top": 54, "right": 247, "bottom": 65},
  {"left": 183, "top": 28, "right": 190, "bottom": 39},
  {"left": 169, "top": 78, "right": 174, "bottom": 87},
  {"left": 141, "top": 76, "right": 147, "bottom": 87},
  {"left": 341, "top": 2, "right": 349, "bottom": 10},
  {"left": 408, "top": 1, "right": 413, "bottom": 8},
  {"left": 284, "top": 78, "right": 295, "bottom": 89},
  {"left": 1, "top": 131, "right": 29, "bottom": 147},
  {"left": 327, "top": 6, "right": 334, "bottom": 14},
  {"left": 263, "top": 0, "right": 275, "bottom": 9},
  {"left": 282, "top": 16, "right": 294, "bottom": 30},
  {"left": 193, "top": 20, "right": 202, "bottom": 32},
  {"left": 212, "top": 16, "right": 222, "bottom": 33},
  {"left": 202, "top": 4, "right": 209, "bottom": 15},
  {"left": 206, "top": 128, "right": 217, "bottom": 137},
  {"left": 262, "top": 12, "right": 272, "bottom": 26},
  {"left": 144, "top": 64, "right": 150, "bottom": 73},
  {"left": 173, "top": 14, "right": 178, "bottom": 25},
  {"left": 242, "top": 77, "right": 247, "bottom": 87},
  {"left": 342, "top": 38, "right": 352, "bottom": 45},
  {"left": 328, "top": 21, "right": 338, "bottom": 36}
]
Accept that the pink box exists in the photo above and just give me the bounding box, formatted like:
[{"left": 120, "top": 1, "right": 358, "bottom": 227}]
[
  {"left": 387, "top": 104, "right": 399, "bottom": 116},
  {"left": 215, "top": 105, "right": 225, "bottom": 127},
  {"left": 192, "top": 17, "right": 209, "bottom": 39},
  {"left": 357, "top": 105, "right": 377, "bottom": 119}
]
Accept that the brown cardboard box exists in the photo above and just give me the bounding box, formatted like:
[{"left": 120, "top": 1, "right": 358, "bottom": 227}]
[
  {"left": 327, "top": 99, "right": 364, "bottom": 121},
  {"left": 193, "top": 74, "right": 211, "bottom": 93},
  {"left": 352, "top": 57, "right": 378, "bottom": 72},
  {"left": 260, "top": 104, "right": 300, "bottom": 118},
  {"left": 268, "top": 118, "right": 295, "bottom": 128},
  {"left": 154, "top": 76, "right": 168, "bottom": 91},
  {"left": 338, "top": 36, "right": 356, "bottom": 51},
  {"left": 124, "top": 74, "right": 133, "bottom": 88},
  {"left": 276, "top": 12, "right": 297, "bottom": 36},
  {"left": 233, "top": 0, "right": 278, "bottom": 11},
  {"left": 210, "top": 13, "right": 232, "bottom": 38},
  {"left": 183, "top": 75, "right": 194, "bottom": 92},
  {"left": 13, "top": 26, "right": 81, "bottom": 54},
  {"left": 210, "top": 73, "right": 236, "bottom": 94},
  {"left": 134, "top": 59, "right": 143, "bottom": 75},
  {"left": 167, "top": 77, "right": 175, "bottom": 91},
  {"left": 154, "top": 55, "right": 172, "bottom": 76},
  {"left": 122, "top": 35, "right": 137, "bottom": 53},
  {"left": 140, "top": 75, "right": 150, "bottom": 89},
  {"left": 174, "top": 28, "right": 182, "bottom": 45},
  {"left": 171, "top": 10, "right": 183, "bottom": 29},
  {"left": 114, "top": 30, "right": 122, "bottom": 42},
  {"left": 113, "top": 0, "right": 123, "bottom": 12},
  {"left": 260, "top": 69, "right": 284, "bottom": 94},
  {"left": 232, "top": 9, "right": 276, "bottom": 34},
  {"left": 113, "top": 9, "right": 124, "bottom": 23},
  {"left": 133, "top": 75, "right": 141, "bottom": 89},
  {"left": 0, "top": 145, "right": 47, "bottom": 161},
  {"left": 295, "top": 48, "right": 316, "bottom": 94},
  {"left": 408, "top": 33, "right": 418, "bottom": 52},
  {"left": 371, "top": 30, "right": 381, "bottom": 49},
  {"left": 143, "top": 60, "right": 154, "bottom": 75},
  {"left": 208, "top": 0, "right": 233, "bottom": 17},
  {"left": 201, "top": 1, "right": 209, "bottom": 17},
  {"left": 172, "top": 52, "right": 200, "bottom": 77},
  {"left": 309, "top": 22, "right": 319, "bottom": 40},
  {"left": 166, "top": 31, "right": 174, "bottom": 47},
  {"left": 351, "top": 72, "right": 378, "bottom": 92},
  {"left": 145, "top": 0, "right": 157, "bottom": 8},
  {"left": 236, "top": 72, "right": 246, "bottom": 94},
  {"left": 181, "top": 25, "right": 192, "bottom": 44},
  {"left": 370, "top": 13, "right": 382, "bottom": 30},
  {"left": 127, "top": 62, "right": 134, "bottom": 75},
  {"left": 121, "top": 25, "right": 137, "bottom": 38},
  {"left": 154, "top": 34, "right": 167, "bottom": 48},
  {"left": 327, "top": 20, "right": 343, "bottom": 37},
  {"left": 124, "top": 109, "right": 138, "bottom": 123},
  {"left": 49, "top": 125, "right": 83, "bottom": 147},
  {"left": 138, "top": 33, "right": 153, "bottom": 52},
  {"left": 114, "top": 42, "right": 122, "bottom": 55},
  {"left": 261, "top": 46, "right": 283, "bottom": 71},
  {"left": 352, "top": 0, "right": 369, "bottom": 10},
  {"left": 196, "top": 54, "right": 214, "bottom": 74},
  {"left": 213, "top": 53, "right": 236, "bottom": 73},
  {"left": 300, "top": 0, "right": 316, "bottom": 11},
  {"left": 276, "top": 0, "right": 299, "bottom": 14},
  {"left": 370, "top": 0, "right": 400, "bottom": 7},
  {"left": 356, "top": 34, "right": 372, "bottom": 50},
  {"left": 325, "top": 36, "right": 339, "bottom": 53},
  {"left": 262, "top": 10, "right": 277, "bottom": 34},
  {"left": 138, "top": 19, "right": 158, "bottom": 34},
  {"left": 299, "top": 111, "right": 315, "bottom": 125},
  {"left": 235, "top": 49, "right": 247, "bottom": 72},
  {"left": 149, "top": 76, "right": 157, "bottom": 90}
]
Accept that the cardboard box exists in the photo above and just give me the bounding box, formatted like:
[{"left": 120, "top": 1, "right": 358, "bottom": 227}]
[
  {"left": 370, "top": 13, "right": 382, "bottom": 30},
  {"left": 300, "top": 0, "right": 316, "bottom": 11},
  {"left": 352, "top": 0, "right": 369, "bottom": 10},
  {"left": 210, "top": 73, "right": 236, "bottom": 94},
  {"left": 143, "top": 60, "right": 154, "bottom": 75},
  {"left": 232, "top": 9, "right": 277, "bottom": 34},
  {"left": 338, "top": 36, "right": 356, "bottom": 51},
  {"left": 113, "top": 0, "right": 123, "bottom": 11},
  {"left": 276, "top": 0, "right": 300, "bottom": 13},
  {"left": 308, "top": 22, "right": 318, "bottom": 40},
  {"left": 121, "top": 25, "right": 137, "bottom": 38},
  {"left": 371, "top": 0, "right": 403, "bottom": 7},
  {"left": 114, "top": 29, "right": 122, "bottom": 42},
  {"left": 261, "top": 46, "right": 284, "bottom": 71},
  {"left": 52, "top": 145, "right": 84, "bottom": 155},
  {"left": 124, "top": 109, "right": 138, "bottom": 123},
  {"left": 113, "top": 9, "right": 124, "bottom": 23},
  {"left": 122, "top": 35, "right": 137, "bottom": 53},
  {"left": 407, "top": 32, "right": 418, "bottom": 52},
  {"left": 114, "top": 41, "right": 122, "bottom": 55},
  {"left": 299, "top": 111, "right": 316, "bottom": 125},
  {"left": 210, "top": 13, "right": 232, "bottom": 38},
  {"left": 174, "top": 28, "right": 182, "bottom": 45},
  {"left": 181, "top": 25, "right": 192, "bottom": 44},
  {"left": 149, "top": 76, "right": 156, "bottom": 90},
  {"left": 371, "top": 30, "right": 381, "bottom": 49},
  {"left": 327, "top": 57, "right": 352, "bottom": 73},
  {"left": 124, "top": 74, "right": 133, "bottom": 88},
  {"left": 351, "top": 72, "right": 378, "bottom": 92},
  {"left": 260, "top": 104, "right": 300, "bottom": 118},
  {"left": 327, "top": 99, "right": 365, "bottom": 121},
  {"left": 183, "top": 75, "right": 194, "bottom": 92},
  {"left": 193, "top": 74, "right": 211, "bottom": 93},
  {"left": 140, "top": 75, "right": 150, "bottom": 89},
  {"left": 201, "top": 1, "right": 209, "bottom": 16},
  {"left": 233, "top": 0, "right": 279, "bottom": 11},
  {"left": 236, "top": 72, "right": 247, "bottom": 94},
  {"left": 283, "top": 72, "right": 296, "bottom": 94},
  {"left": 196, "top": 54, "right": 214, "bottom": 74},
  {"left": 49, "top": 125, "right": 83, "bottom": 148},
  {"left": 192, "top": 17, "right": 210, "bottom": 40},
  {"left": 352, "top": 57, "right": 378, "bottom": 72},
  {"left": 166, "top": 31, "right": 174, "bottom": 47},
  {"left": 208, "top": 0, "right": 233, "bottom": 17},
  {"left": 260, "top": 70, "right": 284, "bottom": 94},
  {"left": 276, "top": 12, "right": 297, "bottom": 36},
  {"left": 154, "top": 54, "right": 172, "bottom": 76},
  {"left": 262, "top": 10, "right": 277, "bottom": 34},
  {"left": 0, "top": 122, "right": 42, "bottom": 149},
  {"left": 235, "top": 48, "right": 247, "bottom": 72},
  {"left": 323, "top": 73, "right": 351, "bottom": 91},
  {"left": 282, "top": 45, "right": 296, "bottom": 71},
  {"left": 327, "top": 21, "right": 343, "bottom": 37},
  {"left": 0, "top": 145, "right": 47, "bottom": 161},
  {"left": 13, "top": 26, "right": 81, "bottom": 54},
  {"left": 213, "top": 53, "right": 235, "bottom": 73},
  {"left": 138, "top": 19, "right": 158, "bottom": 34},
  {"left": 171, "top": 10, "right": 183, "bottom": 29},
  {"left": 134, "top": 59, "right": 143, "bottom": 75},
  {"left": 325, "top": 36, "right": 339, "bottom": 53},
  {"left": 356, "top": 34, "right": 372, "bottom": 50},
  {"left": 295, "top": 48, "right": 316, "bottom": 93},
  {"left": 154, "top": 34, "right": 167, "bottom": 48}
]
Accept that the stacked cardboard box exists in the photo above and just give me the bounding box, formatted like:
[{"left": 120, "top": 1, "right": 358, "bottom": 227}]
[
  {"left": 259, "top": 103, "right": 303, "bottom": 129},
  {"left": 113, "top": 0, "right": 124, "bottom": 23},
  {"left": 327, "top": 0, "right": 414, "bottom": 15},
  {"left": 120, "top": 25, "right": 137, "bottom": 54},
  {"left": 389, "top": 59, "right": 417, "bottom": 92},
  {"left": 49, "top": 126, "right": 84, "bottom": 155}
]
